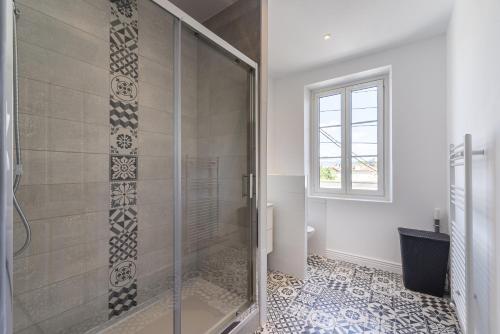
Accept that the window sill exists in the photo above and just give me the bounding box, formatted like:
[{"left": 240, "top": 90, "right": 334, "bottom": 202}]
[{"left": 308, "top": 193, "right": 393, "bottom": 203}]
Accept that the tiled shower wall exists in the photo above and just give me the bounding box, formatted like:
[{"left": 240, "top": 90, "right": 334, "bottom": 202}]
[
  {"left": 13, "top": 0, "right": 176, "bottom": 332},
  {"left": 204, "top": 0, "right": 261, "bottom": 62}
]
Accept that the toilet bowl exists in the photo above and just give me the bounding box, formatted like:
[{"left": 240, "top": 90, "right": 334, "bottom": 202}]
[{"left": 307, "top": 225, "right": 315, "bottom": 239}]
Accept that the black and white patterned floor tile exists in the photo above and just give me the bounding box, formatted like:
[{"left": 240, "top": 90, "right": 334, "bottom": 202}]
[{"left": 257, "top": 255, "right": 461, "bottom": 334}]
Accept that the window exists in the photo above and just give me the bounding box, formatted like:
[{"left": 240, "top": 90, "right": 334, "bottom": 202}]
[{"left": 310, "top": 74, "right": 391, "bottom": 201}]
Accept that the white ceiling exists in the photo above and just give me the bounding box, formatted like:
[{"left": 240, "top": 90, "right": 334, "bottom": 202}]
[
  {"left": 169, "top": 0, "right": 240, "bottom": 22},
  {"left": 269, "top": 0, "right": 454, "bottom": 77}
]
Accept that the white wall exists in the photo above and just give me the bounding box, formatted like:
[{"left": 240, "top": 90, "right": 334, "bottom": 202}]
[
  {"left": 267, "top": 175, "right": 306, "bottom": 279},
  {"left": 268, "top": 35, "right": 448, "bottom": 267},
  {"left": 447, "top": 0, "right": 500, "bottom": 332}
]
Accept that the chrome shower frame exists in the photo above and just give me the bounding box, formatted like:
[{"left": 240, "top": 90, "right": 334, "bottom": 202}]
[
  {"left": 0, "top": 0, "right": 14, "bottom": 333},
  {"left": 0, "top": 0, "right": 263, "bottom": 333}
]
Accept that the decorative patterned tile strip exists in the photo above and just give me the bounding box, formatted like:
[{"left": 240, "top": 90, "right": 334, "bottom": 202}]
[
  {"left": 108, "top": 0, "right": 139, "bottom": 319},
  {"left": 110, "top": 155, "right": 138, "bottom": 181},
  {"left": 111, "top": 182, "right": 137, "bottom": 208}
]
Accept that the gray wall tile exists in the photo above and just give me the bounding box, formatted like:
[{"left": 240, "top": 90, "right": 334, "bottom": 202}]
[
  {"left": 17, "top": 0, "right": 108, "bottom": 41},
  {"left": 16, "top": 4, "right": 108, "bottom": 70},
  {"left": 47, "top": 118, "right": 83, "bottom": 152},
  {"left": 139, "top": 155, "right": 173, "bottom": 180},
  {"left": 18, "top": 114, "right": 47, "bottom": 151},
  {"left": 46, "top": 151, "right": 83, "bottom": 184},
  {"left": 18, "top": 41, "right": 108, "bottom": 97},
  {"left": 83, "top": 124, "right": 109, "bottom": 154},
  {"left": 140, "top": 105, "right": 173, "bottom": 135},
  {"left": 16, "top": 183, "right": 85, "bottom": 220},
  {"left": 138, "top": 131, "right": 173, "bottom": 157}
]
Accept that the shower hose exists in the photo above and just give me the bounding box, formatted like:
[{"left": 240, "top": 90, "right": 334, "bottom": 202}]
[{"left": 12, "top": 3, "right": 31, "bottom": 258}]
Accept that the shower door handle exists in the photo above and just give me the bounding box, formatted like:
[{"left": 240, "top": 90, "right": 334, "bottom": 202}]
[
  {"left": 249, "top": 173, "right": 254, "bottom": 199},
  {"left": 242, "top": 175, "right": 249, "bottom": 198},
  {"left": 242, "top": 173, "right": 254, "bottom": 198}
]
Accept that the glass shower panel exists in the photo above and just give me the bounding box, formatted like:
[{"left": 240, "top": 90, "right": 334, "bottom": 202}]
[
  {"left": 180, "top": 26, "right": 254, "bottom": 334},
  {"left": 12, "top": 1, "right": 174, "bottom": 333}
]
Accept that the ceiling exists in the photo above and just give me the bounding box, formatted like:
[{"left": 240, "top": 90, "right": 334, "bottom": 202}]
[
  {"left": 269, "top": 0, "right": 454, "bottom": 77},
  {"left": 169, "top": 0, "right": 240, "bottom": 22}
]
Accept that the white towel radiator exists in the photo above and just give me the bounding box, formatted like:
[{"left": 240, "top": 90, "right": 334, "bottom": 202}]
[{"left": 449, "top": 134, "right": 484, "bottom": 333}]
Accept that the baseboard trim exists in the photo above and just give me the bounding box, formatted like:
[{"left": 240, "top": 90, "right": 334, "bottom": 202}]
[{"left": 324, "top": 249, "right": 402, "bottom": 274}]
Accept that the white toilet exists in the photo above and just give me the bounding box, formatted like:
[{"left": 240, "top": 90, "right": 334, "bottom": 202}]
[{"left": 307, "top": 225, "right": 315, "bottom": 239}]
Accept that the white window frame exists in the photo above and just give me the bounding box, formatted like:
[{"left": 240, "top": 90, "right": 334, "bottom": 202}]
[{"left": 309, "top": 73, "right": 391, "bottom": 202}]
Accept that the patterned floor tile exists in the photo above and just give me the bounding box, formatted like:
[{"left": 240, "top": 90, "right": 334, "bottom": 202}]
[
  {"left": 257, "top": 255, "right": 461, "bottom": 334},
  {"left": 426, "top": 319, "right": 461, "bottom": 334},
  {"left": 421, "top": 308, "right": 457, "bottom": 327},
  {"left": 287, "top": 300, "right": 312, "bottom": 321},
  {"left": 314, "top": 296, "right": 342, "bottom": 315},
  {"left": 307, "top": 309, "right": 337, "bottom": 329},
  {"left": 274, "top": 314, "right": 306, "bottom": 333},
  {"left": 333, "top": 320, "right": 368, "bottom": 334}
]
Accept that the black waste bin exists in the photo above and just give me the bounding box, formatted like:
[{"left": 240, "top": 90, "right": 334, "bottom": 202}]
[{"left": 398, "top": 227, "right": 450, "bottom": 297}]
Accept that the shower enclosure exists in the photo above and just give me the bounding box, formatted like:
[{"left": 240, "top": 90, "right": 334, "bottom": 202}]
[{"left": 0, "top": 0, "right": 260, "bottom": 333}]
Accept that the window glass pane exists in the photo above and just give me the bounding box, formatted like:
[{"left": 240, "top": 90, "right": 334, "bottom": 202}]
[
  {"left": 319, "top": 94, "right": 341, "bottom": 127},
  {"left": 320, "top": 143, "right": 341, "bottom": 158},
  {"left": 351, "top": 157, "right": 378, "bottom": 190},
  {"left": 352, "top": 87, "right": 377, "bottom": 109},
  {"left": 320, "top": 158, "right": 342, "bottom": 189},
  {"left": 320, "top": 111, "right": 341, "bottom": 127},
  {"left": 320, "top": 94, "right": 341, "bottom": 111},
  {"left": 351, "top": 125, "right": 377, "bottom": 156},
  {"left": 320, "top": 127, "right": 341, "bottom": 142},
  {"left": 351, "top": 86, "right": 378, "bottom": 190},
  {"left": 352, "top": 107, "right": 377, "bottom": 123},
  {"left": 319, "top": 93, "right": 342, "bottom": 189}
]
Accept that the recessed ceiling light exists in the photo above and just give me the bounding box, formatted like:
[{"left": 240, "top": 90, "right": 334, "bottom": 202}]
[{"left": 323, "top": 33, "right": 332, "bottom": 41}]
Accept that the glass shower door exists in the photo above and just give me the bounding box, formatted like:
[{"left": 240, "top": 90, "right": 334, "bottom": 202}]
[
  {"left": 7, "top": 0, "right": 257, "bottom": 333},
  {"left": 12, "top": 0, "right": 175, "bottom": 333},
  {"left": 179, "top": 24, "right": 256, "bottom": 334}
]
